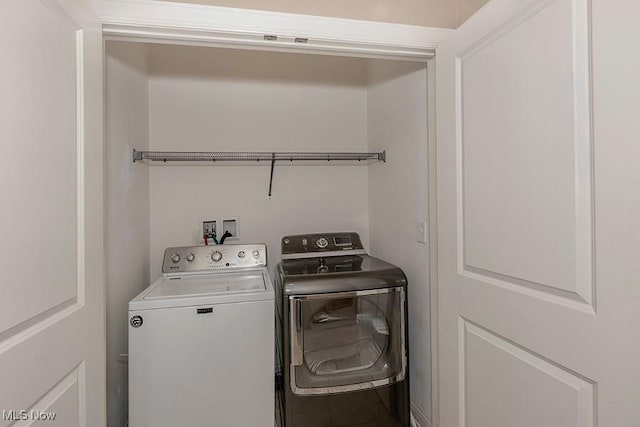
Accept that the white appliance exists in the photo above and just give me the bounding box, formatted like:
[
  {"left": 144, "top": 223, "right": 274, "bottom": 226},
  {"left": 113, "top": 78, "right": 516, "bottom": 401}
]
[{"left": 128, "top": 244, "right": 274, "bottom": 427}]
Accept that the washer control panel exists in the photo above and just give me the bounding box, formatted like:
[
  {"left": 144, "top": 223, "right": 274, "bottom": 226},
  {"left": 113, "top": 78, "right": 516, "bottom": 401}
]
[
  {"left": 162, "top": 244, "right": 266, "bottom": 274},
  {"left": 281, "top": 232, "right": 364, "bottom": 255}
]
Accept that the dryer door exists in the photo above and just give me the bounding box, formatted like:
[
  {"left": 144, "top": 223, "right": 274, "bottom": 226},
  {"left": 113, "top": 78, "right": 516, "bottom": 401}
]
[{"left": 289, "top": 287, "right": 406, "bottom": 395}]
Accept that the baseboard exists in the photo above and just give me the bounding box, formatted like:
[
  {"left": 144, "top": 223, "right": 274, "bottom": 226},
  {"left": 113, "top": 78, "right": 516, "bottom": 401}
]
[{"left": 410, "top": 401, "right": 432, "bottom": 427}]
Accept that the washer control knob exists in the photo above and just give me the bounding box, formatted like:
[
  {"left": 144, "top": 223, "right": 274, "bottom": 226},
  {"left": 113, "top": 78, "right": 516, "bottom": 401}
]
[
  {"left": 252, "top": 250, "right": 260, "bottom": 259},
  {"left": 211, "top": 251, "right": 223, "bottom": 262},
  {"left": 186, "top": 253, "right": 195, "bottom": 262},
  {"left": 238, "top": 251, "right": 246, "bottom": 258},
  {"left": 316, "top": 237, "right": 329, "bottom": 249},
  {"left": 171, "top": 253, "right": 181, "bottom": 263}
]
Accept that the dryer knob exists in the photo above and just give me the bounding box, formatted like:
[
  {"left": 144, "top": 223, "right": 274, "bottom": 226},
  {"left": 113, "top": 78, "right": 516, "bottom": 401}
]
[
  {"left": 186, "top": 253, "right": 195, "bottom": 262},
  {"left": 171, "top": 253, "right": 181, "bottom": 263},
  {"left": 211, "top": 251, "right": 223, "bottom": 262},
  {"left": 252, "top": 250, "right": 260, "bottom": 259},
  {"left": 316, "top": 237, "right": 329, "bottom": 249}
]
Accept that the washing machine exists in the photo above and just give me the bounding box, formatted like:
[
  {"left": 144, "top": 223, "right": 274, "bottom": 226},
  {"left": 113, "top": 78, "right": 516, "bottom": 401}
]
[
  {"left": 129, "top": 244, "right": 274, "bottom": 427},
  {"left": 275, "top": 232, "right": 409, "bottom": 427}
]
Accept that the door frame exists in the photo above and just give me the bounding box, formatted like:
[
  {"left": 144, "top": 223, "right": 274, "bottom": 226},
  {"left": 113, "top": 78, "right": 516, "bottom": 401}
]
[
  {"left": 93, "top": 0, "right": 450, "bottom": 61},
  {"left": 94, "top": 1, "right": 446, "bottom": 425},
  {"left": 426, "top": 56, "right": 440, "bottom": 427}
]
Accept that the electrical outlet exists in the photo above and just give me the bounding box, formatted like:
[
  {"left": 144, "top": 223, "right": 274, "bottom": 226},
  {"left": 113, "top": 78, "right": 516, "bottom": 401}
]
[{"left": 417, "top": 220, "right": 427, "bottom": 244}]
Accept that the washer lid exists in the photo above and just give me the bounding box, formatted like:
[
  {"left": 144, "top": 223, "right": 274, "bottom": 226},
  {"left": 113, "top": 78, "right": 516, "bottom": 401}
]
[
  {"left": 129, "top": 268, "right": 274, "bottom": 311},
  {"left": 146, "top": 272, "right": 265, "bottom": 299}
]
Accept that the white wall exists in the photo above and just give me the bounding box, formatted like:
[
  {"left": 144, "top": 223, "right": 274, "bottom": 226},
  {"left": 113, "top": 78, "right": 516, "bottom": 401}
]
[
  {"left": 105, "top": 42, "right": 150, "bottom": 427},
  {"left": 457, "top": 0, "right": 491, "bottom": 26},
  {"left": 366, "top": 60, "right": 431, "bottom": 422},
  {"left": 147, "top": 45, "right": 371, "bottom": 279},
  {"left": 168, "top": 0, "right": 490, "bottom": 28}
]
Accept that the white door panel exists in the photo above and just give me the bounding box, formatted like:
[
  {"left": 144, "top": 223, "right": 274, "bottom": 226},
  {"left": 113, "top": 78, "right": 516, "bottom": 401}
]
[
  {"left": 458, "top": 0, "right": 593, "bottom": 307},
  {"left": 0, "top": 1, "right": 104, "bottom": 426},
  {"left": 0, "top": 0, "right": 79, "bottom": 334},
  {"left": 461, "top": 0, "right": 589, "bottom": 299},
  {"left": 436, "top": 0, "right": 640, "bottom": 425},
  {"left": 461, "top": 320, "right": 595, "bottom": 427}
]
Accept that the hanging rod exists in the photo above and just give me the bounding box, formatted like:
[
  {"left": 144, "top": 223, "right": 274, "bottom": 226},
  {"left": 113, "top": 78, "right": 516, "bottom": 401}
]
[{"left": 132, "top": 150, "right": 385, "bottom": 163}]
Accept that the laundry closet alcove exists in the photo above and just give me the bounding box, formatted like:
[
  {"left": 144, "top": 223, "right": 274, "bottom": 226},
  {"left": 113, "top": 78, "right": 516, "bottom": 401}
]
[{"left": 105, "top": 35, "right": 433, "bottom": 427}]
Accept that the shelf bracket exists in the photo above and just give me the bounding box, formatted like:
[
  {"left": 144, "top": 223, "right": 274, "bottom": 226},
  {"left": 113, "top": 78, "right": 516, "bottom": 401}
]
[
  {"left": 132, "top": 149, "right": 143, "bottom": 162},
  {"left": 268, "top": 153, "right": 276, "bottom": 198}
]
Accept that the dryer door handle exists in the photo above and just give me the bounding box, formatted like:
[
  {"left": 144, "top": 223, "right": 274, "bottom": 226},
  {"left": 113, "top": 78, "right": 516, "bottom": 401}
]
[{"left": 290, "top": 298, "right": 304, "bottom": 366}]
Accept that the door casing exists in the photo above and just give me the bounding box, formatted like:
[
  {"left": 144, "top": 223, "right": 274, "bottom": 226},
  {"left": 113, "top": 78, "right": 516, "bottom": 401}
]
[{"left": 96, "top": 2, "right": 445, "bottom": 426}]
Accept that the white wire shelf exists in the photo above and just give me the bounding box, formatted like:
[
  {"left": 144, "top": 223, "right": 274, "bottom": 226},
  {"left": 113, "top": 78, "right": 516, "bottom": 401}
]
[
  {"left": 132, "top": 150, "right": 385, "bottom": 162},
  {"left": 132, "top": 149, "right": 386, "bottom": 197}
]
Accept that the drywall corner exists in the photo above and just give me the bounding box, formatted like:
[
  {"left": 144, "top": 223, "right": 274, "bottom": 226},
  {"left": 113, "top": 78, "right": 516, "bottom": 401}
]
[
  {"left": 105, "top": 41, "right": 150, "bottom": 427},
  {"left": 366, "top": 58, "right": 432, "bottom": 419}
]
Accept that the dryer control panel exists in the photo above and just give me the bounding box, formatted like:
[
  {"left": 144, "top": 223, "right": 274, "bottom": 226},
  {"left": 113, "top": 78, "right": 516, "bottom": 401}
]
[
  {"left": 162, "top": 244, "right": 266, "bottom": 274},
  {"left": 281, "top": 232, "right": 364, "bottom": 256}
]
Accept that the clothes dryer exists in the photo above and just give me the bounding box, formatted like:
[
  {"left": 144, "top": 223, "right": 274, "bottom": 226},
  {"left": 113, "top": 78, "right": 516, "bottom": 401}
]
[{"left": 275, "top": 233, "right": 409, "bottom": 427}]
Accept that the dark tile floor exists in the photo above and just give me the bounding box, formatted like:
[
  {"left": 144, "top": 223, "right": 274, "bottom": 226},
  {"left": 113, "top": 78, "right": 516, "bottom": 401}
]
[{"left": 277, "top": 389, "right": 404, "bottom": 427}]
